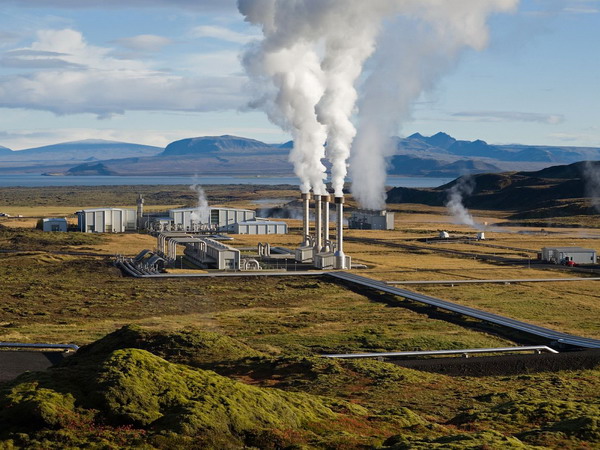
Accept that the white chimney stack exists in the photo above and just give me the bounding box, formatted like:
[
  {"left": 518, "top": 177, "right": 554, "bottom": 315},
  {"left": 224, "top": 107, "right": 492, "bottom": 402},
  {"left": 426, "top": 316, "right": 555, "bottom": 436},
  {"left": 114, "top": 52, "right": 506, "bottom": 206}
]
[
  {"left": 136, "top": 194, "right": 144, "bottom": 230},
  {"left": 314, "top": 194, "right": 322, "bottom": 254},
  {"left": 334, "top": 196, "right": 346, "bottom": 269},
  {"left": 301, "top": 192, "right": 311, "bottom": 245},
  {"left": 322, "top": 194, "right": 330, "bottom": 251}
]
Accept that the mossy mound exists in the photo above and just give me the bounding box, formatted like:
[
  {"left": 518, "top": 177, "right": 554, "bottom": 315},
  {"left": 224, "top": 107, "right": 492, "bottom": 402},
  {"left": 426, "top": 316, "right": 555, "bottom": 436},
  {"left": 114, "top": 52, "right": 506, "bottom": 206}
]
[
  {"left": 0, "top": 347, "right": 360, "bottom": 447},
  {"left": 1, "top": 228, "right": 103, "bottom": 251},
  {"left": 452, "top": 396, "right": 600, "bottom": 447},
  {"left": 382, "top": 430, "right": 536, "bottom": 449},
  {"left": 207, "top": 354, "right": 434, "bottom": 399},
  {"left": 454, "top": 397, "right": 600, "bottom": 431},
  {"left": 345, "top": 358, "right": 437, "bottom": 385},
  {"left": 75, "top": 325, "right": 264, "bottom": 366}
]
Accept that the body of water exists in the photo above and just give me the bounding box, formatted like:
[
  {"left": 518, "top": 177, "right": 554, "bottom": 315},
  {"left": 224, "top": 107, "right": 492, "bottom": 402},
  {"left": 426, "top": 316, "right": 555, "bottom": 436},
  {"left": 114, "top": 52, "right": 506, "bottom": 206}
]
[{"left": 0, "top": 174, "right": 453, "bottom": 189}]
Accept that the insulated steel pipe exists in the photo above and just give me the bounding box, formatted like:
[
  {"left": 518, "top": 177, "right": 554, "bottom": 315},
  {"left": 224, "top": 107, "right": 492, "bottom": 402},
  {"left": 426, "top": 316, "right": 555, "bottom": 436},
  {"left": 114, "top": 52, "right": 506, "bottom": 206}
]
[
  {"left": 322, "top": 194, "right": 330, "bottom": 251},
  {"left": 301, "top": 192, "right": 311, "bottom": 245},
  {"left": 334, "top": 196, "right": 345, "bottom": 268},
  {"left": 314, "top": 194, "right": 322, "bottom": 254}
]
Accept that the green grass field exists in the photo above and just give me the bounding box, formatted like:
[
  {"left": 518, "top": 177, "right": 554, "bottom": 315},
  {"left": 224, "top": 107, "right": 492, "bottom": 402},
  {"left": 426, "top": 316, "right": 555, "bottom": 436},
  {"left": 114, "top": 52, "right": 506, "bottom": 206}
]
[{"left": 1, "top": 185, "right": 599, "bottom": 448}]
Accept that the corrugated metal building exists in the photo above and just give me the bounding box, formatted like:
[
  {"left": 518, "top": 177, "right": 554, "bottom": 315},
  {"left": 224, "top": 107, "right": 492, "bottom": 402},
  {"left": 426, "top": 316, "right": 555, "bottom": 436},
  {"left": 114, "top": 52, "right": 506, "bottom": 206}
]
[
  {"left": 183, "top": 237, "right": 240, "bottom": 270},
  {"left": 349, "top": 210, "right": 395, "bottom": 230},
  {"left": 170, "top": 207, "right": 255, "bottom": 232},
  {"left": 233, "top": 220, "right": 287, "bottom": 235},
  {"left": 77, "top": 208, "right": 136, "bottom": 233},
  {"left": 541, "top": 247, "right": 597, "bottom": 265},
  {"left": 42, "top": 218, "right": 68, "bottom": 232}
]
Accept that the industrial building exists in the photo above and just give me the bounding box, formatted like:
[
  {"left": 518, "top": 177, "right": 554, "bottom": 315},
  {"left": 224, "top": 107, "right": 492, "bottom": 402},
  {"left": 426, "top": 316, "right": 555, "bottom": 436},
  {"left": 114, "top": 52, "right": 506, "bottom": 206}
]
[
  {"left": 233, "top": 219, "right": 287, "bottom": 235},
  {"left": 40, "top": 218, "right": 68, "bottom": 232},
  {"left": 156, "top": 232, "right": 241, "bottom": 270},
  {"left": 77, "top": 208, "right": 136, "bottom": 233},
  {"left": 184, "top": 237, "right": 241, "bottom": 270},
  {"left": 169, "top": 207, "right": 256, "bottom": 232},
  {"left": 541, "top": 247, "right": 597, "bottom": 265},
  {"left": 349, "top": 210, "right": 395, "bottom": 230}
]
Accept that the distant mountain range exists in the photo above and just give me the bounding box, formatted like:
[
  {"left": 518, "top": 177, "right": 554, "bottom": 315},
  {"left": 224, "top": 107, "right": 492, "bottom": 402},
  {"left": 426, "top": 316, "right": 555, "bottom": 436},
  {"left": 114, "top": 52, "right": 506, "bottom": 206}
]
[
  {"left": 386, "top": 161, "right": 600, "bottom": 219},
  {"left": 0, "top": 139, "right": 162, "bottom": 175},
  {"left": 1, "top": 134, "right": 599, "bottom": 177}
]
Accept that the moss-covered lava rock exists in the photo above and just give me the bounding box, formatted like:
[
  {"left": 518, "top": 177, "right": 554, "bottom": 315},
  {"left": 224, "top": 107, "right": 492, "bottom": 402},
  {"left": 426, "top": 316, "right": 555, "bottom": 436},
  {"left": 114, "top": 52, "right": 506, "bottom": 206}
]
[{"left": 0, "top": 328, "right": 369, "bottom": 448}]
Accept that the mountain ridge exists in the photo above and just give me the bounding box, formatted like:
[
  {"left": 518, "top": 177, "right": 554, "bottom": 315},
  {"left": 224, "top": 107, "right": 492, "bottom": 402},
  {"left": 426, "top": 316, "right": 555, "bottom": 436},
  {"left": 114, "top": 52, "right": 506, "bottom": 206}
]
[
  {"left": 2, "top": 133, "right": 599, "bottom": 177},
  {"left": 386, "top": 161, "right": 600, "bottom": 219}
]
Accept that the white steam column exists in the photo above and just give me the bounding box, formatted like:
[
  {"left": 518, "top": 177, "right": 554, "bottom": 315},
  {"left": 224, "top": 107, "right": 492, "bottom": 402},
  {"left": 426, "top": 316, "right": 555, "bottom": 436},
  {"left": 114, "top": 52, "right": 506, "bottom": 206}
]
[
  {"left": 301, "top": 192, "right": 311, "bottom": 245},
  {"left": 314, "top": 194, "right": 322, "bottom": 254},
  {"left": 334, "top": 196, "right": 346, "bottom": 269},
  {"left": 322, "top": 194, "right": 330, "bottom": 251}
]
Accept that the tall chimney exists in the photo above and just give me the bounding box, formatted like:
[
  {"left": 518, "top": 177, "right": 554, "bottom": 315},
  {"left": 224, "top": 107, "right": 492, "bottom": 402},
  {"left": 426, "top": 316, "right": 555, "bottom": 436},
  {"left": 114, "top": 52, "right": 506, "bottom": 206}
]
[
  {"left": 322, "top": 194, "right": 330, "bottom": 251},
  {"left": 314, "top": 194, "right": 322, "bottom": 254},
  {"left": 334, "top": 196, "right": 346, "bottom": 269},
  {"left": 301, "top": 192, "right": 311, "bottom": 245},
  {"left": 136, "top": 194, "right": 144, "bottom": 230}
]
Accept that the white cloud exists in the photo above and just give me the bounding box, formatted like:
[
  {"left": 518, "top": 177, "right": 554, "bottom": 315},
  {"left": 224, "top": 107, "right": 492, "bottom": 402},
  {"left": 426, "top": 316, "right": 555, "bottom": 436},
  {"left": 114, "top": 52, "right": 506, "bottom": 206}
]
[
  {"left": 564, "top": 0, "right": 600, "bottom": 13},
  {"left": 114, "top": 34, "right": 173, "bottom": 52},
  {"left": 183, "top": 50, "right": 243, "bottom": 76},
  {"left": 4, "top": 0, "right": 237, "bottom": 11},
  {"left": 190, "top": 25, "right": 258, "bottom": 44},
  {"left": 0, "top": 31, "right": 20, "bottom": 47},
  {"left": 452, "top": 111, "right": 564, "bottom": 124},
  {"left": 0, "top": 28, "right": 247, "bottom": 117},
  {"left": 564, "top": 7, "right": 599, "bottom": 13},
  {"left": 1, "top": 49, "right": 83, "bottom": 69},
  {"left": 548, "top": 132, "right": 600, "bottom": 146}
]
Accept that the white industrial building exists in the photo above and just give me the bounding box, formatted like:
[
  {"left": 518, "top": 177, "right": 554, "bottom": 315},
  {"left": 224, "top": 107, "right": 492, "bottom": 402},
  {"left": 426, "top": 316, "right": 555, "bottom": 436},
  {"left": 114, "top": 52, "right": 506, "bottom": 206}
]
[
  {"left": 349, "top": 210, "right": 395, "bottom": 230},
  {"left": 41, "top": 218, "right": 68, "bottom": 232},
  {"left": 233, "top": 219, "right": 287, "bottom": 235},
  {"left": 181, "top": 237, "right": 241, "bottom": 270},
  {"left": 541, "top": 247, "right": 597, "bottom": 265},
  {"left": 77, "top": 208, "right": 137, "bottom": 233},
  {"left": 169, "top": 207, "right": 255, "bottom": 232}
]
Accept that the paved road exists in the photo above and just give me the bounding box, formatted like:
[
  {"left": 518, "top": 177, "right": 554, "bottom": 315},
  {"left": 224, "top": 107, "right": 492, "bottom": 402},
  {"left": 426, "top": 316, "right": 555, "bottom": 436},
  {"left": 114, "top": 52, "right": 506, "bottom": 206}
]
[{"left": 328, "top": 271, "right": 600, "bottom": 349}]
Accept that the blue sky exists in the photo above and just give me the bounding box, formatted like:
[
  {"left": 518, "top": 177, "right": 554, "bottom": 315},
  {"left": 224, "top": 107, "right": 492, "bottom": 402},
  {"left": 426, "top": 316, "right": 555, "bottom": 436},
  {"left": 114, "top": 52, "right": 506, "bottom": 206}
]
[{"left": 0, "top": 0, "right": 598, "bottom": 150}]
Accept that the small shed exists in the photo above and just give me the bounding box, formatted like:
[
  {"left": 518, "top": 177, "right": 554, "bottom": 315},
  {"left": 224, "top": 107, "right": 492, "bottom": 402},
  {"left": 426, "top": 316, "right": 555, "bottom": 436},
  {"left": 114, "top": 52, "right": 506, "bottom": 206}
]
[
  {"left": 541, "top": 247, "right": 597, "bottom": 265},
  {"left": 41, "top": 218, "right": 68, "bottom": 232}
]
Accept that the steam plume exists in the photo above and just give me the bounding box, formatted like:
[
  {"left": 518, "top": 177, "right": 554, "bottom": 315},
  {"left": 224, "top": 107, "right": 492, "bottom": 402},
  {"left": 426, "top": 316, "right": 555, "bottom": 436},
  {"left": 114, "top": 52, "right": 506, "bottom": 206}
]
[
  {"left": 583, "top": 161, "right": 600, "bottom": 213},
  {"left": 351, "top": 1, "right": 518, "bottom": 209},
  {"left": 190, "top": 183, "right": 210, "bottom": 224},
  {"left": 239, "top": 0, "right": 518, "bottom": 205},
  {"left": 239, "top": 3, "right": 328, "bottom": 194},
  {"left": 445, "top": 176, "right": 483, "bottom": 229}
]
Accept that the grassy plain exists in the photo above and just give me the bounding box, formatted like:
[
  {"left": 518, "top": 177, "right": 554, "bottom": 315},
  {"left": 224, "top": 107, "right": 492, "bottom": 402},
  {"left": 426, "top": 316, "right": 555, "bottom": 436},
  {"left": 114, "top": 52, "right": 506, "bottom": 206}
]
[{"left": 1, "top": 184, "right": 599, "bottom": 448}]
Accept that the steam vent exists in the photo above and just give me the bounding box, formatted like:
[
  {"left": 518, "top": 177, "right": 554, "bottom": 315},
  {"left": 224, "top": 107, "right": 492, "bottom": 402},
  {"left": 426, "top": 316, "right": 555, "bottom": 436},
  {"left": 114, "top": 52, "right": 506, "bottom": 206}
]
[{"left": 295, "top": 192, "right": 351, "bottom": 270}]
